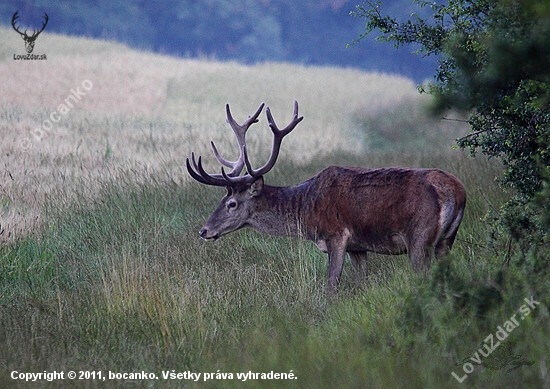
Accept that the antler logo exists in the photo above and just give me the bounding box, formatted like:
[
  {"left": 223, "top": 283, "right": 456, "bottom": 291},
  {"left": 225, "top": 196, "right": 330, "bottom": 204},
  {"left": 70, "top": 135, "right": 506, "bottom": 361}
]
[{"left": 11, "top": 11, "right": 49, "bottom": 54}]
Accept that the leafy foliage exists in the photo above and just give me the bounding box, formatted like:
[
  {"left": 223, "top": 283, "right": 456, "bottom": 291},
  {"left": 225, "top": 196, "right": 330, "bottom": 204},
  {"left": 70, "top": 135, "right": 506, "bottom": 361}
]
[{"left": 354, "top": 0, "right": 550, "bottom": 245}]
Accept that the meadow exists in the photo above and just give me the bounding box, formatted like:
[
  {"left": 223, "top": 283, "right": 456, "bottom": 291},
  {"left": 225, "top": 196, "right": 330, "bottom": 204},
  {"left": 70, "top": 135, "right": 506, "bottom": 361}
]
[{"left": 1, "top": 27, "right": 548, "bottom": 388}]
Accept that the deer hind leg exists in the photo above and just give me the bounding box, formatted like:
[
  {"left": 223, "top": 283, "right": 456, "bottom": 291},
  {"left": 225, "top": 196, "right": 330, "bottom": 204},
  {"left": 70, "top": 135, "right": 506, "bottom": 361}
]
[
  {"left": 349, "top": 251, "right": 368, "bottom": 285},
  {"left": 434, "top": 223, "right": 460, "bottom": 258},
  {"left": 409, "top": 245, "right": 435, "bottom": 272},
  {"left": 408, "top": 234, "right": 436, "bottom": 272},
  {"left": 435, "top": 238, "right": 452, "bottom": 259}
]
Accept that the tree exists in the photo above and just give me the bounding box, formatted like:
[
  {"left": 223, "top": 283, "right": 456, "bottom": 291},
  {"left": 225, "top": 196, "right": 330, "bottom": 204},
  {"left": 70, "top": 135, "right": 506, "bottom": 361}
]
[{"left": 353, "top": 0, "right": 550, "bottom": 245}]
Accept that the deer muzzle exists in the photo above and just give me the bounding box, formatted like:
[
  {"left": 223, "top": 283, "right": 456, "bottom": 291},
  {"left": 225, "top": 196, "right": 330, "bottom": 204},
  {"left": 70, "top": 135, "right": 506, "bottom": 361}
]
[{"left": 199, "top": 227, "right": 219, "bottom": 241}]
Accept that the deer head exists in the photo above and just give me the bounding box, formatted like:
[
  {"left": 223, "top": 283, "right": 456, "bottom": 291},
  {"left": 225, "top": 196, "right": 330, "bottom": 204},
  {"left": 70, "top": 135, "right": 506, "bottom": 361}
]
[
  {"left": 186, "top": 101, "right": 303, "bottom": 240},
  {"left": 12, "top": 11, "right": 49, "bottom": 54}
]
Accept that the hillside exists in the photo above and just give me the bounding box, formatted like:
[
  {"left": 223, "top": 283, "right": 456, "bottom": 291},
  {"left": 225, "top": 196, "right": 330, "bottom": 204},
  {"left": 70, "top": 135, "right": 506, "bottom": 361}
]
[{"left": 0, "top": 0, "right": 439, "bottom": 81}]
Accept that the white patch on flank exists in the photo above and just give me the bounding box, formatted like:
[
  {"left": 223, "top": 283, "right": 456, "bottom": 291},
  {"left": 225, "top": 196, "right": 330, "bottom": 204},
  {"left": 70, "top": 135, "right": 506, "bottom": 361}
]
[{"left": 438, "top": 197, "right": 455, "bottom": 240}]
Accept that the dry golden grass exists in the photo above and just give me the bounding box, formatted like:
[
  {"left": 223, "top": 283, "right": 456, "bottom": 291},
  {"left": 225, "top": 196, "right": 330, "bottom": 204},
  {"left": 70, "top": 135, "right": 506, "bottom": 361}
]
[{"left": 0, "top": 27, "right": 458, "bottom": 242}]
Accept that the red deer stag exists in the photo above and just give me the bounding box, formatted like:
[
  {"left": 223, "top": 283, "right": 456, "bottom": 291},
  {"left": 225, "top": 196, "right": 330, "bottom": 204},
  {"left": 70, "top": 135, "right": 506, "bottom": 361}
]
[{"left": 187, "top": 101, "right": 466, "bottom": 291}]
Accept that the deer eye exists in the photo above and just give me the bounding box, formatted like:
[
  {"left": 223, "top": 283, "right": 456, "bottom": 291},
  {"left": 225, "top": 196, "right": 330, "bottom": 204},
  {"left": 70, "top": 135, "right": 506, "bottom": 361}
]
[{"left": 226, "top": 199, "right": 238, "bottom": 210}]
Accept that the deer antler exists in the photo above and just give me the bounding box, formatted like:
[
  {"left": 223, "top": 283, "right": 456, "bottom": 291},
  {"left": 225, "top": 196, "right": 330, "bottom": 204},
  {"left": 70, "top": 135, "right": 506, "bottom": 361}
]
[
  {"left": 210, "top": 102, "right": 264, "bottom": 177},
  {"left": 33, "top": 13, "right": 49, "bottom": 39},
  {"left": 186, "top": 103, "right": 265, "bottom": 186},
  {"left": 186, "top": 101, "right": 302, "bottom": 187},
  {"left": 11, "top": 11, "right": 49, "bottom": 40},
  {"left": 243, "top": 101, "right": 303, "bottom": 178},
  {"left": 11, "top": 11, "right": 25, "bottom": 37}
]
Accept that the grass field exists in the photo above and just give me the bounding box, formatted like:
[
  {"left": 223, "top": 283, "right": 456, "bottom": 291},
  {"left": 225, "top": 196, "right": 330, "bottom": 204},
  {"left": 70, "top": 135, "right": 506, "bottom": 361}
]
[{"left": 1, "top": 28, "right": 549, "bottom": 388}]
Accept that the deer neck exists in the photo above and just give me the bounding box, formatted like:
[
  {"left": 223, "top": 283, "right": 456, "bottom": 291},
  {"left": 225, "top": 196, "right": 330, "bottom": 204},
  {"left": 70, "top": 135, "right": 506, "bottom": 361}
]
[{"left": 248, "top": 182, "right": 312, "bottom": 239}]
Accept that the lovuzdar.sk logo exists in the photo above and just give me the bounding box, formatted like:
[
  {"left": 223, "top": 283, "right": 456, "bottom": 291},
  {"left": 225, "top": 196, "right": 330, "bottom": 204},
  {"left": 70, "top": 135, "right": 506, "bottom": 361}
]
[{"left": 12, "top": 10, "right": 49, "bottom": 60}]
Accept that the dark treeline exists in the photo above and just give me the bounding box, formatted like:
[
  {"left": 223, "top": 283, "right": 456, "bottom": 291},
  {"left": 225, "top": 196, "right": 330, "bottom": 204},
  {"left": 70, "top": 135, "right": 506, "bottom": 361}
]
[{"left": 1, "top": 0, "right": 437, "bottom": 81}]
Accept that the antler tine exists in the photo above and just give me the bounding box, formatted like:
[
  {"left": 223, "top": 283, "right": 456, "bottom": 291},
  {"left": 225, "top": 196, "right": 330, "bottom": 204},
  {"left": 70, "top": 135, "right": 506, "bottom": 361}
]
[
  {"left": 245, "top": 101, "right": 303, "bottom": 178},
  {"left": 220, "top": 166, "right": 257, "bottom": 186},
  {"left": 187, "top": 151, "right": 256, "bottom": 187},
  {"left": 11, "top": 11, "right": 24, "bottom": 36},
  {"left": 34, "top": 13, "right": 49, "bottom": 37},
  {"left": 212, "top": 103, "right": 265, "bottom": 177},
  {"left": 226, "top": 102, "right": 264, "bottom": 131},
  {"left": 267, "top": 100, "right": 302, "bottom": 136},
  {"left": 186, "top": 153, "right": 228, "bottom": 187},
  {"left": 186, "top": 155, "right": 208, "bottom": 185},
  {"left": 210, "top": 141, "right": 232, "bottom": 166}
]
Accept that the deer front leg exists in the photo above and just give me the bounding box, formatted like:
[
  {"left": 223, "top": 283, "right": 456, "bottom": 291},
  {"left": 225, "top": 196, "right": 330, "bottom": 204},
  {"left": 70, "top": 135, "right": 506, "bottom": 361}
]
[{"left": 326, "top": 236, "right": 349, "bottom": 292}]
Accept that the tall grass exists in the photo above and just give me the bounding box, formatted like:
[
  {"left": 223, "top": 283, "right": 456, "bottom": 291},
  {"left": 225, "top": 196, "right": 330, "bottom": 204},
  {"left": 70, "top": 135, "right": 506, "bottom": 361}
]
[
  {"left": 1, "top": 29, "right": 548, "bottom": 388},
  {"left": 4, "top": 154, "right": 547, "bottom": 388}
]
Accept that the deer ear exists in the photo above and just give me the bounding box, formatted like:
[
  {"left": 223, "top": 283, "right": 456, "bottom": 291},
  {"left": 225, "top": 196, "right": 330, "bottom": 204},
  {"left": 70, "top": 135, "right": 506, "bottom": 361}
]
[{"left": 248, "top": 176, "right": 264, "bottom": 197}]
